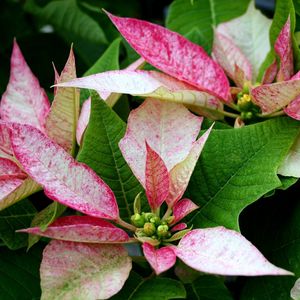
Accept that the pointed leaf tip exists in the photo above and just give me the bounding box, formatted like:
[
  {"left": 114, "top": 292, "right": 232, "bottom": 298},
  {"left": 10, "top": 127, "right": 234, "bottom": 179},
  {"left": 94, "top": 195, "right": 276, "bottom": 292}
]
[
  {"left": 145, "top": 142, "right": 170, "bottom": 211},
  {"left": 106, "top": 12, "right": 230, "bottom": 100},
  {"left": 10, "top": 123, "right": 119, "bottom": 220},
  {"left": 176, "top": 227, "right": 293, "bottom": 276},
  {"left": 0, "top": 40, "right": 50, "bottom": 132},
  {"left": 142, "top": 243, "right": 176, "bottom": 275}
]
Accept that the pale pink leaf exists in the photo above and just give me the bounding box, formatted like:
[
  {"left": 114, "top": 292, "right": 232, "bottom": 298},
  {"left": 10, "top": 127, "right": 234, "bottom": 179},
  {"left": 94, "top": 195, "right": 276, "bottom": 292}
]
[
  {"left": 261, "top": 59, "right": 278, "bottom": 84},
  {"left": 0, "top": 158, "right": 25, "bottom": 178},
  {"left": 213, "top": 31, "right": 252, "bottom": 85},
  {"left": 166, "top": 126, "right": 212, "bottom": 206},
  {"left": 216, "top": 2, "right": 271, "bottom": 81},
  {"left": 275, "top": 16, "right": 293, "bottom": 81},
  {"left": 10, "top": 123, "right": 119, "bottom": 220},
  {"left": 171, "top": 223, "right": 187, "bottom": 232},
  {"left": 291, "top": 278, "right": 300, "bottom": 300},
  {"left": 251, "top": 79, "right": 300, "bottom": 114},
  {"left": 76, "top": 97, "right": 91, "bottom": 146},
  {"left": 19, "top": 215, "right": 130, "bottom": 243},
  {"left": 171, "top": 198, "right": 199, "bottom": 225},
  {"left": 0, "top": 178, "right": 24, "bottom": 204},
  {"left": 145, "top": 142, "right": 169, "bottom": 211},
  {"left": 0, "top": 40, "right": 50, "bottom": 132},
  {"left": 0, "top": 177, "right": 40, "bottom": 210},
  {"left": 41, "top": 240, "right": 132, "bottom": 300},
  {"left": 46, "top": 48, "right": 80, "bottom": 154},
  {"left": 56, "top": 70, "right": 223, "bottom": 114},
  {"left": 99, "top": 57, "right": 146, "bottom": 102},
  {"left": 0, "top": 121, "right": 13, "bottom": 156},
  {"left": 105, "top": 12, "right": 230, "bottom": 101},
  {"left": 284, "top": 96, "right": 300, "bottom": 120},
  {"left": 119, "top": 98, "right": 202, "bottom": 186},
  {"left": 176, "top": 227, "right": 293, "bottom": 276},
  {"left": 142, "top": 242, "right": 176, "bottom": 275}
]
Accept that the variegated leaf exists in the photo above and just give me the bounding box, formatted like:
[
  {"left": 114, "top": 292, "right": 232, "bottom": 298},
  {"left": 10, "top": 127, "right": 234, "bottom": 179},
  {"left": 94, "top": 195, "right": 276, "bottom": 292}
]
[
  {"left": 171, "top": 198, "right": 199, "bottom": 225},
  {"left": 76, "top": 97, "right": 91, "bottom": 146}
]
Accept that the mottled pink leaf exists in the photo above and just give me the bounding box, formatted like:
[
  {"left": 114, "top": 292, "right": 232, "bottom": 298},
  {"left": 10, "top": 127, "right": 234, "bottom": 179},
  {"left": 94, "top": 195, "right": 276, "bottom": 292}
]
[
  {"left": 19, "top": 215, "right": 130, "bottom": 243},
  {"left": 284, "top": 96, "right": 300, "bottom": 120},
  {"left": 46, "top": 48, "right": 80, "bottom": 154},
  {"left": 76, "top": 97, "right": 91, "bottom": 146},
  {"left": 0, "top": 178, "right": 40, "bottom": 210},
  {"left": 56, "top": 70, "right": 223, "bottom": 114},
  {"left": 0, "top": 121, "right": 13, "bottom": 156},
  {"left": 41, "top": 240, "right": 132, "bottom": 299},
  {"left": 10, "top": 123, "right": 119, "bottom": 220},
  {"left": 213, "top": 31, "right": 252, "bottom": 85},
  {"left": 171, "top": 223, "right": 187, "bottom": 232},
  {"left": 176, "top": 227, "right": 293, "bottom": 276},
  {"left": 145, "top": 142, "right": 169, "bottom": 212},
  {"left": 166, "top": 126, "right": 212, "bottom": 206},
  {"left": 0, "top": 40, "right": 50, "bottom": 132},
  {"left": 261, "top": 59, "right": 278, "bottom": 84},
  {"left": 251, "top": 79, "right": 300, "bottom": 114},
  {"left": 119, "top": 99, "right": 202, "bottom": 186},
  {"left": 142, "top": 242, "right": 176, "bottom": 275},
  {"left": 275, "top": 16, "right": 293, "bottom": 81},
  {"left": 171, "top": 199, "right": 198, "bottom": 225},
  {"left": 0, "top": 158, "right": 26, "bottom": 181},
  {"left": 106, "top": 12, "right": 230, "bottom": 101}
]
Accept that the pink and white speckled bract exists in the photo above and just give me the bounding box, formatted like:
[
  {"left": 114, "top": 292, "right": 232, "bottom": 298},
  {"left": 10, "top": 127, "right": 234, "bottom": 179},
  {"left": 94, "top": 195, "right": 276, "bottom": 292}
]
[
  {"left": 145, "top": 142, "right": 170, "bottom": 211},
  {"left": 106, "top": 12, "right": 230, "bottom": 101},
  {"left": 275, "top": 16, "right": 293, "bottom": 81},
  {"left": 171, "top": 198, "right": 199, "bottom": 225},
  {"left": 41, "top": 240, "right": 132, "bottom": 300},
  {"left": 20, "top": 215, "right": 130, "bottom": 244},
  {"left": 0, "top": 121, "right": 13, "bottom": 156},
  {"left": 0, "top": 40, "right": 50, "bottom": 132},
  {"left": 119, "top": 99, "right": 202, "bottom": 187},
  {"left": 142, "top": 243, "right": 176, "bottom": 275},
  {"left": 45, "top": 47, "right": 79, "bottom": 153},
  {"left": 176, "top": 227, "right": 293, "bottom": 276},
  {"left": 76, "top": 97, "right": 91, "bottom": 146},
  {"left": 10, "top": 123, "right": 119, "bottom": 220}
]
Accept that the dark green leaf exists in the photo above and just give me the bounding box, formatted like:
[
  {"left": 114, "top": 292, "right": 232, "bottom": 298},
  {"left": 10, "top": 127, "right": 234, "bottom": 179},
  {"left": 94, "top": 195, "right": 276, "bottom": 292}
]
[
  {"left": 0, "top": 244, "right": 44, "bottom": 299},
  {"left": 0, "top": 199, "right": 37, "bottom": 250},
  {"left": 166, "top": 0, "right": 250, "bottom": 53},
  {"left": 187, "top": 117, "right": 300, "bottom": 231},
  {"left": 129, "top": 278, "right": 186, "bottom": 300},
  {"left": 28, "top": 202, "right": 66, "bottom": 250},
  {"left": 188, "top": 276, "right": 233, "bottom": 300},
  {"left": 77, "top": 94, "right": 143, "bottom": 220}
]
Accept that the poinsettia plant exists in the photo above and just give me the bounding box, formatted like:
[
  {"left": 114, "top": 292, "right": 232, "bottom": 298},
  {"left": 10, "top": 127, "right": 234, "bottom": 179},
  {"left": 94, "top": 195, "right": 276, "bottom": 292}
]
[{"left": 2, "top": 0, "right": 300, "bottom": 299}]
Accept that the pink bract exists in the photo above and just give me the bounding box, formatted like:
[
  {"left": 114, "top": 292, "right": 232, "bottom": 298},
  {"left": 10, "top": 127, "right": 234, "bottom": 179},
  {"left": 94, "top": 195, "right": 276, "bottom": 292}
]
[{"left": 106, "top": 11, "right": 230, "bottom": 101}]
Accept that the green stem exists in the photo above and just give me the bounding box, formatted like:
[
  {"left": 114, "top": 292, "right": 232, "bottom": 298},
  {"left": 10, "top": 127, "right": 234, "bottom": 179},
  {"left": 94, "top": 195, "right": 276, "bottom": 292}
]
[
  {"left": 116, "top": 218, "right": 137, "bottom": 232},
  {"left": 226, "top": 102, "right": 241, "bottom": 112},
  {"left": 162, "top": 206, "right": 172, "bottom": 221},
  {"left": 258, "top": 110, "right": 285, "bottom": 118}
]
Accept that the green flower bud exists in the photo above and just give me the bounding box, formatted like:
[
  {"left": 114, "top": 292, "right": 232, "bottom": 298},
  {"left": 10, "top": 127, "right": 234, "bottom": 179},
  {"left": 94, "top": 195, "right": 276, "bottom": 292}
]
[
  {"left": 241, "top": 111, "right": 253, "bottom": 120},
  {"left": 157, "top": 224, "right": 169, "bottom": 238},
  {"left": 143, "top": 212, "right": 155, "bottom": 222},
  {"left": 165, "top": 216, "right": 175, "bottom": 225},
  {"left": 143, "top": 222, "right": 156, "bottom": 236},
  {"left": 237, "top": 94, "right": 252, "bottom": 112},
  {"left": 131, "top": 213, "right": 145, "bottom": 228},
  {"left": 150, "top": 216, "right": 160, "bottom": 226}
]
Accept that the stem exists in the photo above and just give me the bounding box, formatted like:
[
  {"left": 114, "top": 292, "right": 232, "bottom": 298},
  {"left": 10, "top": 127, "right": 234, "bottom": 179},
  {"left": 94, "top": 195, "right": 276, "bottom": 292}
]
[
  {"left": 162, "top": 206, "right": 172, "bottom": 221},
  {"left": 221, "top": 110, "right": 240, "bottom": 118},
  {"left": 116, "top": 218, "right": 137, "bottom": 232},
  {"left": 226, "top": 102, "right": 241, "bottom": 112},
  {"left": 257, "top": 110, "right": 285, "bottom": 118}
]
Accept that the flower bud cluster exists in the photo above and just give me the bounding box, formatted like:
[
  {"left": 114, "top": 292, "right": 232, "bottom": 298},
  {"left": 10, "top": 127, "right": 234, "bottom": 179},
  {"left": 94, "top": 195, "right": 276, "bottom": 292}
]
[{"left": 131, "top": 212, "right": 173, "bottom": 240}]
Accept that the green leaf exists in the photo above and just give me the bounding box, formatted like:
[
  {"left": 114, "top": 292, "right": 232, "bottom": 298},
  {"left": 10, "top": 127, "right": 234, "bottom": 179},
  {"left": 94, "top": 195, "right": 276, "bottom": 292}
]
[
  {"left": 0, "top": 199, "right": 37, "bottom": 250},
  {"left": 187, "top": 117, "right": 300, "bottom": 231},
  {"left": 0, "top": 244, "right": 43, "bottom": 299},
  {"left": 28, "top": 202, "right": 66, "bottom": 250},
  {"left": 166, "top": 0, "right": 250, "bottom": 53},
  {"left": 187, "top": 276, "right": 233, "bottom": 300},
  {"left": 77, "top": 94, "right": 142, "bottom": 220},
  {"left": 24, "top": 0, "right": 107, "bottom": 45},
  {"left": 129, "top": 278, "right": 186, "bottom": 300},
  {"left": 240, "top": 184, "right": 300, "bottom": 299},
  {"left": 80, "top": 37, "right": 121, "bottom": 102}
]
